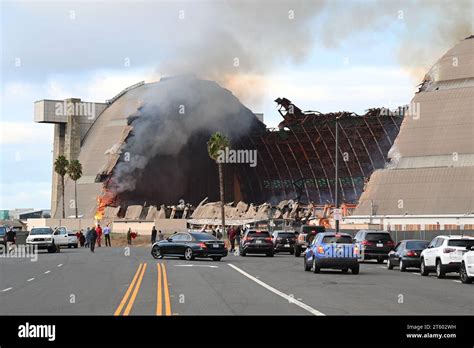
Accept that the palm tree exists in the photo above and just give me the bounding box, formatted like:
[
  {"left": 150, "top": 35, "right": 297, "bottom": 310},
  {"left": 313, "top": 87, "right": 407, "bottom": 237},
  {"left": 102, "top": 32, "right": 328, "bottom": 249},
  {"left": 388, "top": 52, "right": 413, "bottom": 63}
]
[
  {"left": 54, "top": 155, "right": 69, "bottom": 218},
  {"left": 67, "top": 160, "right": 83, "bottom": 218},
  {"left": 207, "top": 132, "right": 230, "bottom": 238}
]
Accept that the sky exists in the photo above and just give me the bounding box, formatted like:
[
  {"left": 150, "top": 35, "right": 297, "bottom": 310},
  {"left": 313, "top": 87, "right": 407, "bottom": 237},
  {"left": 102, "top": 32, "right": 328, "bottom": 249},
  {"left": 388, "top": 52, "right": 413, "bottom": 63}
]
[{"left": 0, "top": 0, "right": 472, "bottom": 210}]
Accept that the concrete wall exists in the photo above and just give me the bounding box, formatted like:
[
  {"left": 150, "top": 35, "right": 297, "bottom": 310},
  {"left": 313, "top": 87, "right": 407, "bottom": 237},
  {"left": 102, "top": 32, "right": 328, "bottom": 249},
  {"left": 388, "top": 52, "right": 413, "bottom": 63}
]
[{"left": 27, "top": 218, "right": 96, "bottom": 231}]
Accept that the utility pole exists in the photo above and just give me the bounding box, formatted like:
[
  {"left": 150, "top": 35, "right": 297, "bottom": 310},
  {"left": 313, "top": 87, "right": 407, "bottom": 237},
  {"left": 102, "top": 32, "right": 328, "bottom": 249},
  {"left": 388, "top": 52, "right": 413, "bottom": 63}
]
[{"left": 334, "top": 116, "right": 341, "bottom": 233}]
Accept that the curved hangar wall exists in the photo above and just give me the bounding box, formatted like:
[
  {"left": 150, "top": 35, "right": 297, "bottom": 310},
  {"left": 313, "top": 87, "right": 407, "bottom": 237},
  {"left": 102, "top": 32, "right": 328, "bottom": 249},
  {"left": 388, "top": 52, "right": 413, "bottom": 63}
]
[{"left": 354, "top": 37, "right": 474, "bottom": 216}]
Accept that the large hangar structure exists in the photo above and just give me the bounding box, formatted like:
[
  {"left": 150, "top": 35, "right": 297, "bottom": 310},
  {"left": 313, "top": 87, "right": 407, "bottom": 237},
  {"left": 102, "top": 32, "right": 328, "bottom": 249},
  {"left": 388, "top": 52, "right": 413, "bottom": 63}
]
[{"left": 351, "top": 36, "right": 474, "bottom": 229}]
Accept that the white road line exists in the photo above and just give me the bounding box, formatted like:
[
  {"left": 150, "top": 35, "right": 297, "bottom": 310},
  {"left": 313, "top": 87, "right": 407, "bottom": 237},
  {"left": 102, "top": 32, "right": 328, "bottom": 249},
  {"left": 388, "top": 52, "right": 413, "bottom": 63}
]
[
  {"left": 452, "top": 280, "right": 461, "bottom": 283},
  {"left": 57, "top": 264, "right": 63, "bottom": 267},
  {"left": 378, "top": 266, "right": 386, "bottom": 269},
  {"left": 227, "top": 263, "right": 325, "bottom": 316},
  {"left": 174, "top": 264, "right": 218, "bottom": 268},
  {"left": 44, "top": 270, "right": 51, "bottom": 274},
  {"left": 411, "top": 273, "right": 420, "bottom": 275},
  {"left": 2, "top": 287, "right": 12, "bottom": 292},
  {"left": 27, "top": 278, "right": 35, "bottom": 282}
]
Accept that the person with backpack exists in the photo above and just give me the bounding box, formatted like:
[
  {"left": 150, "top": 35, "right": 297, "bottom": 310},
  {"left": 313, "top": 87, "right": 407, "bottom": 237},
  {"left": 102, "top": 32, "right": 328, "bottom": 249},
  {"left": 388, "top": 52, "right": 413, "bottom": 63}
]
[{"left": 89, "top": 226, "right": 98, "bottom": 252}]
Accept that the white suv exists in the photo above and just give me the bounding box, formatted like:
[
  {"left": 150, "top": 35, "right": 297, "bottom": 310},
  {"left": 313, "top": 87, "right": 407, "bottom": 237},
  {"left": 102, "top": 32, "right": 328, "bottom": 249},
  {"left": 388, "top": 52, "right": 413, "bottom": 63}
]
[
  {"left": 420, "top": 235, "right": 474, "bottom": 278},
  {"left": 26, "top": 226, "right": 69, "bottom": 253},
  {"left": 460, "top": 245, "right": 474, "bottom": 284}
]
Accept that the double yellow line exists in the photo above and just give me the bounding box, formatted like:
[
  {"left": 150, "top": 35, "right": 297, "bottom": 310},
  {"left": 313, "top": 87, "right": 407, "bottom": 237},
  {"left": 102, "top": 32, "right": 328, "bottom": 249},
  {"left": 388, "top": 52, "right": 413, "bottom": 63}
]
[
  {"left": 156, "top": 263, "right": 171, "bottom": 316},
  {"left": 114, "top": 263, "right": 147, "bottom": 316},
  {"left": 114, "top": 262, "right": 172, "bottom": 316}
]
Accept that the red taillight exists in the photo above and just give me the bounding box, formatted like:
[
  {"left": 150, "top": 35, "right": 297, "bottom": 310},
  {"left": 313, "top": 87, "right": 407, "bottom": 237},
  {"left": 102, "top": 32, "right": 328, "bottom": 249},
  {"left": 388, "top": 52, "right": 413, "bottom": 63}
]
[
  {"left": 443, "top": 247, "right": 456, "bottom": 253},
  {"left": 244, "top": 237, "right": 253, "bottom": 242},
  {"left": 406, "top": 250, "right": 416, "bottom": 257},
  {"left": 387, "top": 241, "right": 395, "bottom": 247},
  {"left": 317, "top": 246, "right": 324, "bottom": 254},
  {"left": 361, "top": 240, "right": 374, "bottom": 246},
  {"left": 265, "top": 237, "right": 272, "bottom": 241},
  {"left": 198, "top": 242, "right": 207, "bottom": 248}
]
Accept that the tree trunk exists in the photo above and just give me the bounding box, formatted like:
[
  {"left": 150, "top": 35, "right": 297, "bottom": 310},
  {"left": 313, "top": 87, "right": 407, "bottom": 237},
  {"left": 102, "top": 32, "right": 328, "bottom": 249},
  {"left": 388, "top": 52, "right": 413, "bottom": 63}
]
[
  {"left": 218, "top": 162, "right": 226, "bottom": 238},
  {"left": 61, "top": 175, "right": 65, "bottom": 219},
  {"left": 74, "top": 180, "right": 78, "bottom": 219}
]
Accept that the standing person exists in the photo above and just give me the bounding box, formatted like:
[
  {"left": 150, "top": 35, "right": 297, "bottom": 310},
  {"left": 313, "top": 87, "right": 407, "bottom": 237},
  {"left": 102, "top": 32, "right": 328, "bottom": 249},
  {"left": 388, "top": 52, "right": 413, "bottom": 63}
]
[
  {"left": 103, "top": 224, "right": 111, "bottom": 247},
  {"left": 211, "top": 227, "right": 217, "bottom": 238},
  {"left": 89, "top": 226, "right": 98, "bottom": 253},
  {"left": 151, "top": 226, "right": 157, "bottom": 244},
  {"left": 158, "top": 230, "right": 164, "bottom": 241},
  {"left": 96, "top": 224, "right": 103, "bottom": 247},
  {"left": 127, "top": 228, "right": 132, "bottom": 245},
  {"left": 235, "top": 226, "right": 242, "bottom": 250},
  {"left": 6, "top": 226, "right": 16, "bottom": 253},
  {"left": 217, "top": 227, "right": 223, "bottom": 240},
  {"left": 79, "top": 231, "right": 85, "bottom": 247},
  {"left": 228, "top": 226, "right": 236, "bottom": 252},
  {"left": 84, "top": 227, "right": 91, "bottom": 248}
]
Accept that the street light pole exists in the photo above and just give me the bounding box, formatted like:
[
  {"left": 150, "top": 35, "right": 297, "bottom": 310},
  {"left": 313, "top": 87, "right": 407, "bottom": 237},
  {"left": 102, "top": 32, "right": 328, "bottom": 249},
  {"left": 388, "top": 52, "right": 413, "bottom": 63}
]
[{"left": 334, "top": 116, "right": 340, "bottom": 233}]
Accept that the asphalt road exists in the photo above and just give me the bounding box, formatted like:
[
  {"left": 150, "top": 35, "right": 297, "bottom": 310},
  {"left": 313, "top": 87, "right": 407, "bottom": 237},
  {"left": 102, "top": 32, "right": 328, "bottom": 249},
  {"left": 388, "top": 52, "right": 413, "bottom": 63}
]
[{"left": 0, "top": 245, "right": 473, "bottom": 315}]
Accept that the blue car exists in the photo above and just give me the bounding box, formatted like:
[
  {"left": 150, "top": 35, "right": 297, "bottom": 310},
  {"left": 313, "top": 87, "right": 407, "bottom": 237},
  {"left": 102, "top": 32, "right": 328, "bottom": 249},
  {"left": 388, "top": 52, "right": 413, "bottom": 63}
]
[{"left": 304, "top": 232, "right": 360, "bottom": 274}]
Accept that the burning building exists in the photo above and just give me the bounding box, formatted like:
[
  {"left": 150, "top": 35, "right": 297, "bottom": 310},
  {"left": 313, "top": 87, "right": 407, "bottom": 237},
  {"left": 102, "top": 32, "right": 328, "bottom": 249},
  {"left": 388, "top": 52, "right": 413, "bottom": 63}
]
[{"left": 35, "top": 75, "right": 403, "bottom": 220}]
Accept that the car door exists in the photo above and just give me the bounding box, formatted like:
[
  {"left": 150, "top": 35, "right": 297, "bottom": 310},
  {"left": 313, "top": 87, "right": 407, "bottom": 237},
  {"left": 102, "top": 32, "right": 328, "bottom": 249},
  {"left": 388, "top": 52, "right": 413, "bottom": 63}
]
[
  {"left": 176, "top": 233, "right": 191, "bottom": 255},
  {"left": 424, "top": 238, "right": 438, "bottom": 266},
  {"left": 390, "top": 242, "right": 403, "bottom": 266},
  {"left": 54, "top": 228, "right": 68, "bottom": 246},
  {"left": 160, "top": 235, "right": 177, "bottom": 255}
]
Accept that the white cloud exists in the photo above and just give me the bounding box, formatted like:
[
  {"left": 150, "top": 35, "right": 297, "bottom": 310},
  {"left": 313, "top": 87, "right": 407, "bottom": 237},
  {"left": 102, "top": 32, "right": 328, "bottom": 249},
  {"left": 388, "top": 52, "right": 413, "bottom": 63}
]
[
  {"left": 0, "top": 122, "right": 53, "bottom": 145},
  {"left": 0, "top": 182, "right": 51, "bottom": 210}
]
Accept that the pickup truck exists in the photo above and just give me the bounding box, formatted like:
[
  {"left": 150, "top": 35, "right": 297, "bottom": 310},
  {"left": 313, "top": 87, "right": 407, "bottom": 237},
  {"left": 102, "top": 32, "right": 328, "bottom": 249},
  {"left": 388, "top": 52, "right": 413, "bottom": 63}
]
[
  {"left": 304, "top": 232, "right": 360, "bottom": 274},
  {"left": 294, "top": 225, "right": 325, "bottom": 257},
  {"left": 26, "top": 227, "right": 69, "bottom": 253}
]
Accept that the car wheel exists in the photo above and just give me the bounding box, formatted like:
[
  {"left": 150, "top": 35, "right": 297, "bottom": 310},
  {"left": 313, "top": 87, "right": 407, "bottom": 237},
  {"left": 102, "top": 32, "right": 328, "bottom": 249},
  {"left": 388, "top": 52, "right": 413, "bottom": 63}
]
[
  {"left": 239, "top": 248, "right": 246, "bottom": 256},
  {"left": 68, "top": 245, "right": 71, "bottom": 249},
  {"left": 376, "top": 257, "right": 384, "bottom": 264},
  {"left": 74, "top": 244, "right": 78, "bottom": 248},
  {"left": 312, "top": 259, "right": 320, "bottom": 273},
  {"left": 289, "top": 250, "right": 294, "bottom": 255},
  {"left": 436, "top": 259, "right": 446, "bottom": 279},
  {"left": 295, "top": 247, "right": 301, "bottom": 257},
  {"left": 304, "top": 257, "right": 311, "bottom": 272},
  {"left": 460, "top": 263, "right": 473, "bottom": 284},
  {"left": 211, "top": 256, "right": 222, "bottom": 261},
  {"left": 184, "top": 247, "right": 194, "bottom": 261},
  {"left": 267, "top": 252, "right": 274, "bottom": 257},
  {"left": 387, "top": 258, "right": 394, "bottom": 270},
  {"left": 399, "top": 259, "right": 407, "bottom": 272},
  {"left": 351, "top": 265, "right": 360, "bottom": 274},
  {"left": 48, "top": 246, "right": 55, "bottom": 253},
  {"left": 151, "top": 245, "right": 162, "bottom": 259},
  {"left": 341, "top": 268, "right": 348, "bottom": 273},
  {"left": 420, "top": 259, "right": 429, "bottom": 276}
]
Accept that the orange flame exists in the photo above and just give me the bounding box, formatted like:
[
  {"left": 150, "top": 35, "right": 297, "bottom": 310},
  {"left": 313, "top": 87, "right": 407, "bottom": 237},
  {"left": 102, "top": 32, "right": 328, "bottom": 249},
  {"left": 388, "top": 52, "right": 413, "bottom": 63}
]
[{"left": 94, "top": 187, "right": 115, "bottom": 221}]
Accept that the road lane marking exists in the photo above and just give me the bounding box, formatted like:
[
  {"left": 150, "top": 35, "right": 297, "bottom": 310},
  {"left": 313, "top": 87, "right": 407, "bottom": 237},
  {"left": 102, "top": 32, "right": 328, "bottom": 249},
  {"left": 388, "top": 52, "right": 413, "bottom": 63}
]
[
  {"left": 114, "top": 263, "right": 143, "bottom": 316},
  {"left": 378, "top": 266, "right": 386, "bottom": 269},
  {"left": 411, "top": 273, "right": 420, "bottom": 275},
  {"left": 44, "top": 270, "right": 51, "bottom": 274},
  {"left": 123, "top": 263, "right": 147, "bottom": 316},
  {"left": 27, "top": 278, "right": 35, "bottom": 282},
  {"left": 452, "top": 280, "right": 461, "bottom": 283},
  {"left": 2, "top": 287, "right": 12, "bottom": 292},
  {"left": 156, "top": 263, "right": 163, "bottom": 316},
  {"left": 174, "top": 264, "right": 218, "bottom": 268},
  {"left": 227, "top": 264, "right": 325, "bottom": 316},
  {"left": 57, "top": 264, "right": 63, "bottom": 267},
  {"left": 162, "top": 264, "right": 172, "bottom": 316}
]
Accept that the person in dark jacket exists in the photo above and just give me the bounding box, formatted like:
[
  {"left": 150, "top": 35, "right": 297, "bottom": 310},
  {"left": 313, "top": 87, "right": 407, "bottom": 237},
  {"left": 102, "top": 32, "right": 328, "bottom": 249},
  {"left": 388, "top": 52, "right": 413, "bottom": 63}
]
[
  {"left": 151, "top": 226, "right": 157, "bottom": 244},
  {"left": 84, "top": 227, "right": 91, "bottom": 248},
  {"left": 6, "top": 227, "right": 16, "bottom": 253},
  {"left": 89, "top": 226, "right": 98, "bottom": 252},
  {"left": 127, "top": 228, "right": 132, "bottom": 245},
  {"left": 79, "top": 231, "right": 85, "bottom": 247}
]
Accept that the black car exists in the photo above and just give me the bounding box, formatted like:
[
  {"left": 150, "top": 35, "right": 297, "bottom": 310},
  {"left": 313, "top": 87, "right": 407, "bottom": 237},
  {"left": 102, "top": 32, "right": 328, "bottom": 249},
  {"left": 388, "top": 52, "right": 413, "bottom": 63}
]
[
  {"left": 151, "top": 232, "right": 227, "bottom": 261},
  {"left": 239, "top": 230, "right": 273, "bottom": 257},
  {"left": 272, "top": 230, "right": 296, "bottom": 254},
  {"left": 354, "top": 230, "right": 395, "bottom": 263},
  {"left": 387, "top": 240, "right": 429, "bottom": 271},
  {"left": 0, "top": 226, "right": 7, "bottom": 249}
]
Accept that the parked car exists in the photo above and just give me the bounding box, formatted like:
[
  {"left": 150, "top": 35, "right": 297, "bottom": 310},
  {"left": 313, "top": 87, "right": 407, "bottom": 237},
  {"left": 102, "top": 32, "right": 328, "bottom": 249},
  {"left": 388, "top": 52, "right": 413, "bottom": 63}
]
[
  {"left": 294, "top": 225, "right": 325, "bottom": 257},
  {"left": 26, "top": 227, "right": 68, "bottom": 253},
  {"left": 460, "top": 245, "right": 474, "bottom": 284},
  {"left": 67, "top": 230, "right": 79, "bottom": 248},
  {"left": 272, "top": 230, "right": 296, "bottom": 254},
  {"left": 151, "top": 232, "right": 227, "bottom": 261},
  {"left": 0, "top": 225, "right": 7, "bottom": 249},
  {"left": 240, "top": 230, "right": 274, "bottom": 257},
  {"left": 354, "top": 230, "right": 395, "bottom": 263},
  {"left": 420, "top": 235, "right": 474, "bottom": 278},
  {"left": 304, "top": 232, "right": 360, "bottom": 274},
  {"left": 387, "top": 240, "right": 429, "bottom": 271}
]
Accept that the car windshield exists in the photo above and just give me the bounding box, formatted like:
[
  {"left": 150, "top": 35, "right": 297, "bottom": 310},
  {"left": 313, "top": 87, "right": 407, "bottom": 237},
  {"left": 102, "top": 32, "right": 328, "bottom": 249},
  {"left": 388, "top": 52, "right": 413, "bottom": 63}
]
[
  {"left": 366, "top": 233, "right": 392, "bottom": 241},
  {"left": 277, "top": 233, "right": 295, "bottom": 238},
  {"left": 192, "top": 233, "right": 218, "bottom": 241},
  {"left": 448, "top": 239, "right": 474, "bottom": 248},
  {"left": 248, "top": 231, "right": 270, "bottom": 237},
  {"left": 406, "top": 241, "right": 429, "bottom": 249},
  {"left": 30, "top": 228, "right": 53, "bottom": 235},
  {"left": 322, "top": 235, "right": 353, "bottom": 244}
]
